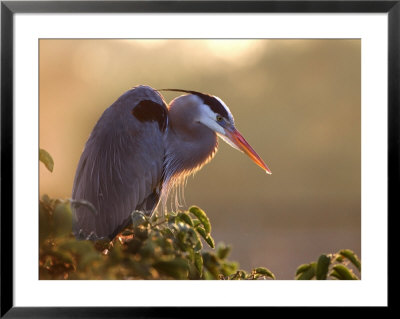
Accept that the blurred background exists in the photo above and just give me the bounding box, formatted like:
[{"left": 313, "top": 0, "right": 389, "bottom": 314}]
[{"left": 39, "top": 39, "right": 360, "bottom": 279}]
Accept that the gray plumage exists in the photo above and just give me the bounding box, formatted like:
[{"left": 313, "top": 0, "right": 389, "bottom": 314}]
[{"left": 72, "top": 85, "right": 271, "bottom": 240}]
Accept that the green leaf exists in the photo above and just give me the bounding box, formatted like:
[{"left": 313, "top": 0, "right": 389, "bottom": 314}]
[
  {"left": 296, "top": 263, "right": 311, "bottom": 276},
  {"left": 217, "top": 243, "right": 231, "bottom": 260},
  {"left": 49, "top": 250, "right": 74, "bottom": 265},
  {"left": 194, "top": 239, "right": 203, "bottom": 251},
  {"left": 296, "top": 262, "right": 316, "bottom": 280},
  {"left": 316, "top": 254, "right": 331, "bottom": 280},
  {"left": 39, "top": 148, "right": 54, "bottom": 172},
  {"left": 131, "top": 210, "right": 147, "bottom": 227},
  {"left": 139, "top": 240, "right": 156, "bottom": 258},
  {"left": 125, "top": 238, "right": 141, "bottom": 254},
  {"left": 231, "top": 270, "right": 247, "bottom": 280},
  {"left": 128, "top": 260, "right": 152, "bottom": 278},
  {"left": 196, "top": 226, "right": 215, "bottom": 248},
  {"left": 331, "top": 264, "right": 358, "bottom": 280},
  {"left": 335, "top": 255, "right": 344, "bottom": 263},
  {"left": 177, "top": 212, "right": 194, "bottom": 227},
  {"left": 202, "top": 252, "right": 220, "bottom": 279},
  {"left": 194, "top": 252, "right": 203, "bottom": 276},
  {"left": 167, "top": 215, "right": 177, "bottom": 225},
  {"left": 161, "top": 227, "right": 175, "bottom": 239},
  {"left": 192, "top": 219, "right": 201, "bottom": 227},
  {"left": 39, "top": 202, "right": 51, "bottom": 246},
  {"left": 189, "top": 206, "right": 211, "bottom": 234},
  {"left": 133, "top": 225, "right": 149, "bottom": 240},
  {"left": 175, "top": 222, "right": 192, "bottom": 251},
  {"left": 205, "top": 236, "right": 215, "bottom": 249},
  {"left": 253, "top": 267, "right": 275, "bottom": 279},
  {"left": 195, "top": 225, "right": 207, "bottom": 238},
  {"left": 153, "top": 258, "right": 189, "bottom": 279},
  {"left": 187, "top": 227, "right": 202, "bottom": 251},
  {"left": 79, "top": 252, "right": 100, "bottom": 270},
  {"left": 339, "top": 249, "right": 361, "bottom": 272},
  {"left": 59, "top": 239, "right": 97, "bottom": 256},
  {"left": 176, "top": 221, "right": 191, "bottom": 232},
  {"left": 220, "top": 261, "right": 238, "bottom": 277},
  {"left": 53, "top": 202, "right": 73, "bottom": 237}
]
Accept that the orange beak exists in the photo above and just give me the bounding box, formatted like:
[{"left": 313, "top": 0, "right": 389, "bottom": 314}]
[{"left": 225, "top": 128, "right": 272, "bottom": 174}]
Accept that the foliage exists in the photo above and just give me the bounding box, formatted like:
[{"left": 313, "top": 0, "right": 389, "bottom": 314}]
[
  {"left": 39, "top": 194, "right": 360, "bottom": 280},
  {"left": 295, "top": 249, "right": 361, "bottom": 280},
  {"left": 39, "top": 197, "right": 276, "bottom": 280},
  {"left": 39, "top": 149, "right": 360, "bottom": 280},
  {"left": 39, "top": 148, "right": 54, "bottom": 172}
]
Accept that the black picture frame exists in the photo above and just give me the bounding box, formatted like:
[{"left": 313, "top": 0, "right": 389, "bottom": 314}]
[{"left": 1, "top": 0, "right": 396, "bottom": 316}]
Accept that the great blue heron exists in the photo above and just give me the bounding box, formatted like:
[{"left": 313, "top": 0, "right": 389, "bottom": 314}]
[{"left": 72, "top": 85, "right": 271, "bottom": 240}]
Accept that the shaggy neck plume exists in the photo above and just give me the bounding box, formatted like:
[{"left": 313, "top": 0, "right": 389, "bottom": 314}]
[{"left": 159, "top": 95, "right": 219, "bottom": 212}]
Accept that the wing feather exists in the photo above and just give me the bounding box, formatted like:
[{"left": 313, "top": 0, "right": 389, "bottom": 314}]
[{"left": 72, "top": 85, "right": 168, "bottom": 239}]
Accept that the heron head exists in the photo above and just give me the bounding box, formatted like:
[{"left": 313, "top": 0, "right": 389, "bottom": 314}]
[
  {"left": 196, "top": 94, "right": 272, "bottom": 175},
  {"left": 159, "top": 88, "right": 271, "bottom": 174}
]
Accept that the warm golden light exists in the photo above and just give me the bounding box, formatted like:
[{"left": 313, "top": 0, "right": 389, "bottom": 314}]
[
  {"left": 39, "top": 39, "right": 361, "bottom": 279},
  {"left": 204, "top": 39, "right": 264, "bottom": 66}
]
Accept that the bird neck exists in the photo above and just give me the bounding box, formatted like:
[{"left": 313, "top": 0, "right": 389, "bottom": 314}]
[
  {"left": 165, "top": 122, "right": 218, "bottom": 176},
  {"left": 158, "top": 95, "right": 218, "bottom": 213}
]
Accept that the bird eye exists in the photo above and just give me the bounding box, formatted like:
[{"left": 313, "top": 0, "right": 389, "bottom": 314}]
[{"left": 216, "top": 115, "right": 223, "bottom": 122}]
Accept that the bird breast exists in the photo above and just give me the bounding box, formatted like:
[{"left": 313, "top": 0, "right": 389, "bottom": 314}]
[{"left": 164, "top": 123, "right": 218, "bottom": 180}]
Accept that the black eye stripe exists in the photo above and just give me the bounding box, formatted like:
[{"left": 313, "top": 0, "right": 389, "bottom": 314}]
[
  {"left": 199, "top": 95, "right": 229, "bottom": 119},
  {"left": 157, "top": 88, "right": 229, "bottom": 119}
]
